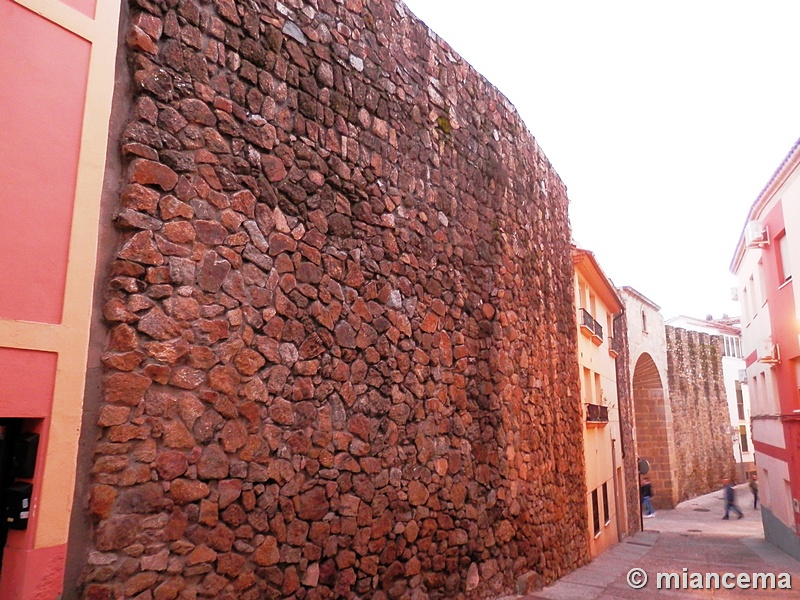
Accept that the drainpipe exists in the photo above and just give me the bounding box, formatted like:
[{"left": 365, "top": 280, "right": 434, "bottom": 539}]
[{"left": 611, "top": 437, "right": 622, "bottom": 543}]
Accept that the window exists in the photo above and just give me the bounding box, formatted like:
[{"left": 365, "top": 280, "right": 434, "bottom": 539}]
[
  {"left": 583, "top": 367, "right": 592, "bottom": 403},
  {"left": 748, "top": 377, "right": 756, "bottom": 412},
  {"left": 741, "top": 285, "right": 750, "bottom": 321},
  {"left": 768, "top": 370, "right": 780, "bottom": 413},
  {"left": 736, "top": 381, "right": 745, "bottom": 420},
  {"left": 591, "top": 489, "right": 601, "bottom": 536},
  {"left": 594, "top": 372, "right": 602, "bottom": 404},
  {"left": 739, "top": 425, "right": 749, "bottom": 453},
  {"left": 776, "top": 231, "right": 791, "bottom": 284},
  {"left": 602, "top": 482, "right": 610, "bottom": 525},
  {"left": 756, "top": 370, "right": 780, "bottom": 414},
  {"left": 722, "top": 335, "right": 742, "bottom": 358},
  {"left": 796, "top": 361, "right": 800, "bottom": 407},
  {"left": 756, "top": 264, "right": 767, "bottom": 306}
]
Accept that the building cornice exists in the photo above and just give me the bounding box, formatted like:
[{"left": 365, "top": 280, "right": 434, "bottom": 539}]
[{"left": 572, "top": 247, "right": 624, "bottom": 314}]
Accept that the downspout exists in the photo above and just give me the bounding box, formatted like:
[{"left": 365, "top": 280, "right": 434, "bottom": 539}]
[{"left": 611, "top": 437, "right": 623, "bottom": 543}]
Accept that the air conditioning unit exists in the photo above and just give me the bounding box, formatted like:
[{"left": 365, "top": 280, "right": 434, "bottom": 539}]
[
  {"left": 757, "top": 339, "right": 780, "bottom": 364},
  {"left": 737, "top": 369, "right": 747, "bottom": 383},
  {"left": 730, "top": 287, "right": 739, "bottom": 301},
  {"left": 745, "top": 221, "right": 769, "bottom": 248}
]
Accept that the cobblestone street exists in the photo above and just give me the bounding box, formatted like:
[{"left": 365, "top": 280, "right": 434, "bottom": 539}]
[{"left": 509, "top": 485, "right": 800, "bottom": 598}]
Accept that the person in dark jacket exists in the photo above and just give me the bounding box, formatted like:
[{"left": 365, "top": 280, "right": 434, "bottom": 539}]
[
  {"left": 749, "top": 474, "right": 759, "bottom": 509},
  {"left": 640, "top": 477, "right": 655, "bottom": 517},
  {"left": 723, "top": 478, "right": 744, "bottom": 519}
]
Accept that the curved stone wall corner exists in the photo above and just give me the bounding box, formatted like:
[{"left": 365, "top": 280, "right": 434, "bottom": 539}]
[
  {"left": 666, "top": 326, "right": 736, "bottom": 501},
  {"left": 82, "top": 1, "right": 589, "bottom": 598}
]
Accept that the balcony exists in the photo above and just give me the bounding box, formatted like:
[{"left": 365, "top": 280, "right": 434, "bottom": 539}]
[
  {"left": 608, "top": 336, "right": 622, "bottom": 358},
  {"left": 579, "top": 308, "right": 604, "bottom": 346},
  {"left": 586, "top": 403, "right": 609, "bottom": 426}
]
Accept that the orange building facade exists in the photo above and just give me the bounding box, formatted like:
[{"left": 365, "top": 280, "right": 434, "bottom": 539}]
[
  {"left": 572, "top": 248, "right": 627, "bottom": 556},
  {"left": 0, "top": 0, "right": 121, "bottom": 596}
]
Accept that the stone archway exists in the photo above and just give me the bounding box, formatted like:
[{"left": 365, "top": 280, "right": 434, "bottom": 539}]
[{"left": 632, "top": 352, "right": 677, "bottom": 508}]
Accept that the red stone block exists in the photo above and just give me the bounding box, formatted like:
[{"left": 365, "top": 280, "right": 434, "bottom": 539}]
[{"left": 129, "top": 158, "right": 178, "bottom": 191}]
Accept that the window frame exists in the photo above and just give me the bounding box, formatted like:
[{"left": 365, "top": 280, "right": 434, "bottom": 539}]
[
  {"left": 591, "top": 488, "right": 601, "bottom": 536},
  {"left": 776, "top": 230, "right": 792, "bottom": 285}
]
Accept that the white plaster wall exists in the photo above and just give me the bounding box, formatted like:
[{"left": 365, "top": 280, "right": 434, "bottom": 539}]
[
  {"left": 623, "top": 291, "right": 668, "bottom": 383},
  {"left": 752, "top": 418, "right": 786, "bottom": 450},
  {"left": 721, "top": 356, "right": 754, "bottom": 465},
  {"left": 757, "top": 454, "right": 793, "bottom": 526}
]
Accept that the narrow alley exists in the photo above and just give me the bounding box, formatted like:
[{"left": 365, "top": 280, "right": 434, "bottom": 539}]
[{"left": 508, "top": 484, "right": 800, "bottom": 598}]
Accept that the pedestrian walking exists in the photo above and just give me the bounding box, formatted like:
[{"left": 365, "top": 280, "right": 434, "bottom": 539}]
[
  {"left": 640, "top": 476, "right": 655, "bottom": 518},
  {"left": 749, "top": 474, "right": 759, "bottom": 509},
  {"left": 722, "top": 478, "right": 744, "bottom": 519}
]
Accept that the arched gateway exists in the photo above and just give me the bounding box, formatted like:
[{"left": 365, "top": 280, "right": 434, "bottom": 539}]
[
  {"left": 619, "top": 286, "right": 679, "bottom": 511},
  {"left": 632, "top": 352, "right": 678, "bottom": 508}
]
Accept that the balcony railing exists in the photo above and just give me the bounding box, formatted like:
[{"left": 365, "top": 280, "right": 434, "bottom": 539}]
[
  {"left": 608, "top": 336, "right": 622, "bottom": 358},
  {"left": 579, "top": 308, "right": 603, "bottom": 345},
  {"left": 586, "top": 403, "right": 609, "bottom": 426}
]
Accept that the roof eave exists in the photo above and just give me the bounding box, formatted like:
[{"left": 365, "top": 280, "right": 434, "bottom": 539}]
[{"left": 731, "top": 137, "right": 800, "bottom": 274}]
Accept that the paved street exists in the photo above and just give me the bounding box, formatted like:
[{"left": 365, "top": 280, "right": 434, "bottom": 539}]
[{"left": 505, "top": 484, "right": 800, "bottom": 598}]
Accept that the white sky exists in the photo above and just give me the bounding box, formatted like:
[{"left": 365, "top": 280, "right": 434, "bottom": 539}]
[{"left": 400, "top": 0, "right": 800, "bottom": 319}]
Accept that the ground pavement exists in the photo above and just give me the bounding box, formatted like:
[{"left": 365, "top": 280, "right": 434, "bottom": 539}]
[{"left": 499, "top": 484, "right": 800, "bottom": 598}]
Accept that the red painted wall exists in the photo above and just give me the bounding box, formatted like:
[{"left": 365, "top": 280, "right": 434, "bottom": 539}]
[
  {"left": 0, "top": 0, "right": 90, "bottom": 324},
  {"left": 760, "top": 201, "right": 800, "bottom": 531},
  {"left": 0, "top": 348, "right": 56, "bottom": 418},
  {"left": 0, "top": 2, "right": 94, "bottom": 598},
  {"left": 62, "top": 0, "right": 96, "bottom": 18}
]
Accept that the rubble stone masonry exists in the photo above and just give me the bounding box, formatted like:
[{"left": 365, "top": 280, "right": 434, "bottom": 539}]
[
  {"left": 78, "top": 0, "right": 589, "bottom": 598},
  {"left": 613, "top": 314, "right": 641, "bottom": 535},
  {"left": 666, "top": 326, "right": 736, "bottom": 502}
]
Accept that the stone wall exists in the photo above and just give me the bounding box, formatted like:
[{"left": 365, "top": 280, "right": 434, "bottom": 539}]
[
  {"left": 77, "top": 0, "right": 589, "bottom": 598},
  {"left": 666, "top": 326, "right": 735, "bottom": 502},
  {"left": 613, "top": 313, "right": 641, "bottom": 535}
]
